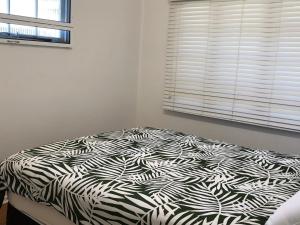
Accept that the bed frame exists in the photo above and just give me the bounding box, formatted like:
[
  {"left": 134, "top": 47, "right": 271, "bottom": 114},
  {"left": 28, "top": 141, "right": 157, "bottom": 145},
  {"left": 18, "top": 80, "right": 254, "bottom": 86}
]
[{"left": 7, "top": 203, "right": 40, "bottom": 225}]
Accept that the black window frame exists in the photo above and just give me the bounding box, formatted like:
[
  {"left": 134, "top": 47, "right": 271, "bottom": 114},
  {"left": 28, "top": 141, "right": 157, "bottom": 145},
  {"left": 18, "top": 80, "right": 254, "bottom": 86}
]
[{"left": 0, "top": 0, "right": 72, "bottom": 45}]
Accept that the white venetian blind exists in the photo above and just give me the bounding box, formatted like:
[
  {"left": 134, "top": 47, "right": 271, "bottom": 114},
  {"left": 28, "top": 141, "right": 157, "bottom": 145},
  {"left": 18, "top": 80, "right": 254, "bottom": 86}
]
[{"left": 164, "top": 0, "right": 300, "bottom": 132}]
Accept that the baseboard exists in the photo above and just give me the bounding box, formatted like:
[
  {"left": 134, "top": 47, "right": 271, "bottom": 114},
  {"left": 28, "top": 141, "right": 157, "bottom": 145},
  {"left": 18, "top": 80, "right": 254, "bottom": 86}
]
[{"left": 3, "top": 193, "right": 8, "bottom": 204}]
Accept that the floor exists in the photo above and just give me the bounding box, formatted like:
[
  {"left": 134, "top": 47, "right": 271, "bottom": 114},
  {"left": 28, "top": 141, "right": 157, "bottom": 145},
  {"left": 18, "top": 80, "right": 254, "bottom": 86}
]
[{"left": 0, "top": 204, "right": 7, "bottom": 225}]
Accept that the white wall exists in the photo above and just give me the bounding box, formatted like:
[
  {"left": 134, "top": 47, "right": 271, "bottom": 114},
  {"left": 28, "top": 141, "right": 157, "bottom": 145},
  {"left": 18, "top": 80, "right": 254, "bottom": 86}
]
[
  {"left": 137, "top": 0, "right": 300, "bottom": 154},
  {"left": 0, "top": 0, "right": 142, "bottom": 160}
]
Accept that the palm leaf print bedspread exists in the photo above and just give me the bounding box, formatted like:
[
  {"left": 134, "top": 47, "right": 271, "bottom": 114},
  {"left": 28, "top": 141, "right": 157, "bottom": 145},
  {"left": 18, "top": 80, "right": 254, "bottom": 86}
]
[{"left": 0, "top": 128, "right": 300, "bottom": 225}]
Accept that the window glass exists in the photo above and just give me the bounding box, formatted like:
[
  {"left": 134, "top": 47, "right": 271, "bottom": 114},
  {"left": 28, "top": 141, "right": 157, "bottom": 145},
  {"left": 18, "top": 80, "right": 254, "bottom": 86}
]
[
  {"left": 1, "top": 0, "right": 69, "bottom": 22},
  {"left": 38, "top": 0, "right": 62, "bottom": 21},
  {"left": 37, "top": 27, "right": 60, "bottom": 38},
  {"left": 10, "top": 24, "right": 36, "bottom": 36},
  {"left": 10, "top": 0, "right": 36, "bottom": 17},
  {"left": 0, "top": 0, "right": 9, "bottom": 14},
  {"left": 0, "top": 22, "right": 70, "bottom": 44},
  {"left": 0, "top": 23, "right": 9, "bottom": 33}
]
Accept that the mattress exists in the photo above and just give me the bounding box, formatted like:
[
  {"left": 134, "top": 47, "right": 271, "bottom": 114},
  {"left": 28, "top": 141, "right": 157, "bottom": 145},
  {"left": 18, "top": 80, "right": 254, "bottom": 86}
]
[
  {"left": 1, "top": 127, "right": 300, "bottom": 225},
  {"left": 9, "top": 192, "right": 300, "bottom": 225}
]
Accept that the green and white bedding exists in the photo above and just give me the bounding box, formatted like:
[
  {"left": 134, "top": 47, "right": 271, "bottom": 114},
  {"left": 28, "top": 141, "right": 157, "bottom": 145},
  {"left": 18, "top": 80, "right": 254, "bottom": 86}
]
[{"left": 0, "top": 127, "right": 300, "bottom": 225}]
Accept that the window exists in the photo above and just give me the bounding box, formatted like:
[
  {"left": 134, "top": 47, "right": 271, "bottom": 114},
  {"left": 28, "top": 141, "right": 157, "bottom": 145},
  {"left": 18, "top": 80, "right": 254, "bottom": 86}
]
[
  {"left": 0, "top": 0, "right": 71, "bottom": 47},
  {"left": 164, "top": 0, "right": 300, "bottom": 132}
]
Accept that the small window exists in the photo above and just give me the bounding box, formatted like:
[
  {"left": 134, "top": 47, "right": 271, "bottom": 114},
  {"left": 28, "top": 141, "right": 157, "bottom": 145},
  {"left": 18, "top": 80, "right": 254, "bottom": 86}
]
[{"left": 0, "top": 0, "right": 72, "bottom": 47}]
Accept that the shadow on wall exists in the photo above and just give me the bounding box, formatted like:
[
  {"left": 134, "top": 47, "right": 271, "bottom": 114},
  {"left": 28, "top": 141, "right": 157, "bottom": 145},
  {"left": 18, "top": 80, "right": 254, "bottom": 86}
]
[{"left": 164, "top": 109, "right": 300, "bottom": 141}]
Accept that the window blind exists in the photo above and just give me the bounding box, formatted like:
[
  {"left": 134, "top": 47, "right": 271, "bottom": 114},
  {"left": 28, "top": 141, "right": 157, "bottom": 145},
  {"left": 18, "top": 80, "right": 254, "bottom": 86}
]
[{"left": 164, "top": 0, "right": 300, "bottom": 132}]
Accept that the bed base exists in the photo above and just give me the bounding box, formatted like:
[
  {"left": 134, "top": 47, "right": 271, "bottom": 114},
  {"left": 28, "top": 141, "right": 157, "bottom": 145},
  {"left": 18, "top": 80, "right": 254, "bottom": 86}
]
[{"left": 7, "top": 203, "right": 40, "bottom": 225}]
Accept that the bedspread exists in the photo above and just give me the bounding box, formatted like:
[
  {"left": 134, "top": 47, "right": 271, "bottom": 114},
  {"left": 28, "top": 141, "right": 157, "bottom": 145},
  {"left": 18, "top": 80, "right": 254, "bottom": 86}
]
[{"left": 0, "top": 127, "right": 300, "bottom": 225}]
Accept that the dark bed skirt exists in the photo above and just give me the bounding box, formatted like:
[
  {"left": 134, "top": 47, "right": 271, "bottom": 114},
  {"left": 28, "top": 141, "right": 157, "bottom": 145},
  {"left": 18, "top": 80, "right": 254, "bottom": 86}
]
[{"left": 7, "top": 203, "right": 40, "bottom": 225}]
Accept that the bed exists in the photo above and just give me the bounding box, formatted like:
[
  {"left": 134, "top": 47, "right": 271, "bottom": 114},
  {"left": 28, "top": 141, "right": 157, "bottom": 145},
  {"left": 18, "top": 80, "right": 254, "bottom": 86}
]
[{"left": 0, "top": 127, "right": 300, "bottom": 225}]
